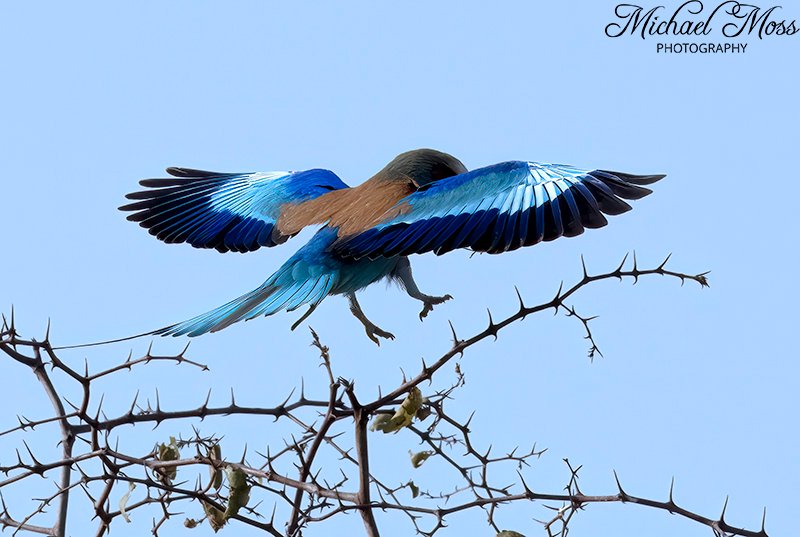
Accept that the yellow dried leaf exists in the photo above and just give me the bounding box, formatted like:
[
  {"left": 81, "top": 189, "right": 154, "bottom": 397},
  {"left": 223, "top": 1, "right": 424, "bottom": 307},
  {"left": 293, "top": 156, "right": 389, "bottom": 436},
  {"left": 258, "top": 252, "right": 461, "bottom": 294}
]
[
  {"left": 119, "top": 482, "right": 135, "bottom": 523},
  {"left": 370, "top": 413, "right": 393, "bottom": 432},
  {"left": 371, "top": 387, "right": 422, "bottom": 434},
  {"left": 409, "top": 450, "right": 433, "bottom": 469}
]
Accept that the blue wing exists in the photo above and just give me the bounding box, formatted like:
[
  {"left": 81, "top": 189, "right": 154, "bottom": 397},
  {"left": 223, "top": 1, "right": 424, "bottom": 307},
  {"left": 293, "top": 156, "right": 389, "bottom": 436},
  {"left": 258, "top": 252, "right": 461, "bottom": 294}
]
[
  {"left": 120, "top": 167, "right": 348, "bottom": 253},
  {"left": 332, "top": 161, "right": 663, "bottom": 259}
]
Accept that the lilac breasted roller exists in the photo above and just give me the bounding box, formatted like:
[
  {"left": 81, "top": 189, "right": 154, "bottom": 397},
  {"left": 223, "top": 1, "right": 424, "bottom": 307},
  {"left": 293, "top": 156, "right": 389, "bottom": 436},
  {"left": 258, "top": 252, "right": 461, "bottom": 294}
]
[{"left": 105, "top": 149, "right": 663, "bottom": 345}]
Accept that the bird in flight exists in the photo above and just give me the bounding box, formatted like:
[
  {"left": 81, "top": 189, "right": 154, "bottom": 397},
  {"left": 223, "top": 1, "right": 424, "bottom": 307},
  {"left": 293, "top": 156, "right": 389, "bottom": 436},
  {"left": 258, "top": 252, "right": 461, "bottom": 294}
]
[{"left": 116, "top": 148, "right": 662, "bottom": 345}]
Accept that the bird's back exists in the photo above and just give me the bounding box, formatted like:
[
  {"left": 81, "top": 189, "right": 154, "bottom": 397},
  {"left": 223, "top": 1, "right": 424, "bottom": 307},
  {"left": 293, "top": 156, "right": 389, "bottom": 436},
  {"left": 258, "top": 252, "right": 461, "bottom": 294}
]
[{"left": 277, "top": 149, "right": 468, "bottom": 238}]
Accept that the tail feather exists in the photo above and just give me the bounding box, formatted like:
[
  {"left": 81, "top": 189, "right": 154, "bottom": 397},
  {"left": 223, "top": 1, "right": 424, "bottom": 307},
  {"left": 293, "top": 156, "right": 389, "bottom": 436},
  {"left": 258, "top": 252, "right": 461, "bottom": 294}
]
[
  {"left": 248, "top": 274, "right": 335, "bottom": 319},
  {"left": 52, "top": 230, "right": 344, "bottom": 350},
  {"left": 155, "top": 260, "right": 338, "bottom": 337},
  {"left": 51, "top": 329, "right": 163, "bottom": 350},
  {"left": 288, "top": 275, "right": 335, "bottom": 312},
  {"left": 154, "top": 286, "right": 275, "bottom": 337}
]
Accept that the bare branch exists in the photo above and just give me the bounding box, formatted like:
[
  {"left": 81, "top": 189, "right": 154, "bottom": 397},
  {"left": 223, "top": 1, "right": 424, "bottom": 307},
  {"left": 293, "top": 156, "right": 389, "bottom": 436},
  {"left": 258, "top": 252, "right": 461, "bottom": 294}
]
[{"left": 1, "top": 257, "right": 766, "bottom": 537}]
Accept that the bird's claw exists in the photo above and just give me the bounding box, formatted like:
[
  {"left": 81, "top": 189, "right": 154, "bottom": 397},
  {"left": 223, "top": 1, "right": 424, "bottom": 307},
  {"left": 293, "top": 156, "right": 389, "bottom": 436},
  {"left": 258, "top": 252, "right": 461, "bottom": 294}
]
[
  {"left": 365, "top": 325, "right": 395, "bottom": 346},
  {"left": 419, "top": 294, "right": 453, "bottom": 321}
]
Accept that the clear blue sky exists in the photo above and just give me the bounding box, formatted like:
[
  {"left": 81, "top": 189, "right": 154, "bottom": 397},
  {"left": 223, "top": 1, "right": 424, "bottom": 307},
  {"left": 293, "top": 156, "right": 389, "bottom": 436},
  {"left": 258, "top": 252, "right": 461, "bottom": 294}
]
[{"left": 1, "top": 2, "right": 797, "bottom": 536}]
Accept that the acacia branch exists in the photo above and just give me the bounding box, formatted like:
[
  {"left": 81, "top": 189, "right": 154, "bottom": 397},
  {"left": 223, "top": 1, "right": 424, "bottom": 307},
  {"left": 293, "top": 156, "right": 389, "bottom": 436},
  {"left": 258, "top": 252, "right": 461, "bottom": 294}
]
[
  {"left": 1, "top": 255, "right": 771, "bottom": 537},
  {"left": 367, "top": 252, "right": 708, "bottom": 412}
]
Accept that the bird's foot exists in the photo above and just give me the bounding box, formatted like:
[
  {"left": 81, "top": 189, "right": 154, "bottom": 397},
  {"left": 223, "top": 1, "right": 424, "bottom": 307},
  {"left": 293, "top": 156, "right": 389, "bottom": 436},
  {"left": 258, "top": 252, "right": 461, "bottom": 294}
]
[
  {"left": 364, "top": 323, "right": 395, "bottom": 346},
  {"left": 348, "top": 293, "right": 394, "bottom": 346},
  {"left": 419, "top": 294, "right": 453, "bottom": 321}
]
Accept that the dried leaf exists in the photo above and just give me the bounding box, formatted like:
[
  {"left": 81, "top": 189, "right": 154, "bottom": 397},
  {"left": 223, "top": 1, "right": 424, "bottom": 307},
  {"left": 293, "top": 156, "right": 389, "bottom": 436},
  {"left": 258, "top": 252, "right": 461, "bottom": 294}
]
[
  {"left": 371, "top": 387, "right": 422, "bottom": 434},
  {"left": 203, "top": 501, "right": 226, "bottom": 533},
  {"left": 370, "top": 413, "right": 393, "bottom": 432},
  {"left": 496, "top": 531, "right": 526, "bottom": 537},
  {"left": 184, "top": 518, "right": 199, "bottom": 528},
  {"left": 208, "top": 443, "right": 222, "bottom": 490},
  {"left": 119, "top": 482, "right": 135, "bottom": 523},
  {"left": 409, "top": 450, "right": 433, "bottom": 469},
  {"left": 416, "top": 402, "right": 432, "bottom": 422},
  {"left": 224, "top": 466, "right": 251, "bottom": 519},
  {"left": 197, "top": 466, "right": 251, "bottom": 532},
  {"left": 408, "top": 480, "right": 420, "bottom": 498},
  {"left": 156, "top": 436, "right": 180, "bottom": 483}
]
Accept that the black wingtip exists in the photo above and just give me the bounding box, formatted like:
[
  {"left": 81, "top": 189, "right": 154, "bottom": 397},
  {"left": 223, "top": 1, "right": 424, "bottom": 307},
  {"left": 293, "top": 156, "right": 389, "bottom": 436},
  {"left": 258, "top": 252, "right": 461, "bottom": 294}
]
[
  {"left": 602, "top": 170, "right": 666, "bottom": 185},
  {"left": 166, "top": 167, "right": 226, "bottom": 178},
  {"left": 166, "top": 166, "right": 191, "bottom": 177},
  {"left": 590, "top": 170, "right": 664, "bottom": 201},
  {"left": 139, "top": 177, "right": 188, "bottom": 187}
]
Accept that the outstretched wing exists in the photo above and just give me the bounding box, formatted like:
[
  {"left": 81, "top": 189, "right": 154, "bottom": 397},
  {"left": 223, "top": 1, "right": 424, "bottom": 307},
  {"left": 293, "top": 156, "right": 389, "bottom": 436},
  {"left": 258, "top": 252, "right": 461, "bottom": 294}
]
[
  {"left": 332, "top": 161, "right": 663, "bottom": 259},
  {"left": 120, "top": 167, "right": 348, "bottom": 253}
]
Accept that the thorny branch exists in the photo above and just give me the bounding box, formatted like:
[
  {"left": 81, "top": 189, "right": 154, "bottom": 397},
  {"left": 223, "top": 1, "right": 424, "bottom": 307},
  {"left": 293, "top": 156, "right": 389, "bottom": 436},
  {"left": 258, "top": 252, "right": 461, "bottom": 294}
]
[{"left": 0, "top": 255, "right": 768, "bottom": 537}]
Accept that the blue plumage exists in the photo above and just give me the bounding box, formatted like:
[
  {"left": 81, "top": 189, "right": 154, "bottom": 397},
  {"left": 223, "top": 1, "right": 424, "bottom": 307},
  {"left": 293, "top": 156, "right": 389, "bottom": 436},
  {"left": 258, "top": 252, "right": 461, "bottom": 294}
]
[
  {"left": 154, "top": 228, "right": 400, "bottom": 337},
  {"left": 332, "top": 161, "right": 660, "bottom": 259},
  {"left": 101, "top": 149, "right": 663, "bottom": 346},
  {"left": 120, "top": 168, "right": 347, "bottom": 253}
]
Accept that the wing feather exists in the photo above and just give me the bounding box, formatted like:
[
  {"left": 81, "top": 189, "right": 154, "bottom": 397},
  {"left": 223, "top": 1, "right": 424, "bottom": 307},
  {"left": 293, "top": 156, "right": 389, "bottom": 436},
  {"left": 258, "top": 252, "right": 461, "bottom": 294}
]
[
  {"left": 332, "top": 161, "right": 663, "bottom": 259},
  {"left": 121, "top": 168, "right": 348, "bottom": 253}
]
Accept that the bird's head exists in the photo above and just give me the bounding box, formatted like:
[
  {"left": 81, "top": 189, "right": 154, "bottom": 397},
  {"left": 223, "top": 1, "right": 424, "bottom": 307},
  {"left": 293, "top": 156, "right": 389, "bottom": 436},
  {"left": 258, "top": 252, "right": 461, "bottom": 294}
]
[{"left": 381, "top": 148, "right": 467, "bottom": 188}]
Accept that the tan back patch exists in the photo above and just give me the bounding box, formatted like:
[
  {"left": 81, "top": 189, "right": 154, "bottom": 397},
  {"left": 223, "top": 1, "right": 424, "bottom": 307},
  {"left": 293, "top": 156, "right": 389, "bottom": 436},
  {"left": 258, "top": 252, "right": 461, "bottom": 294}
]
[{"left": 277, "top": 175, "right": 415, "bottom": 237}]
